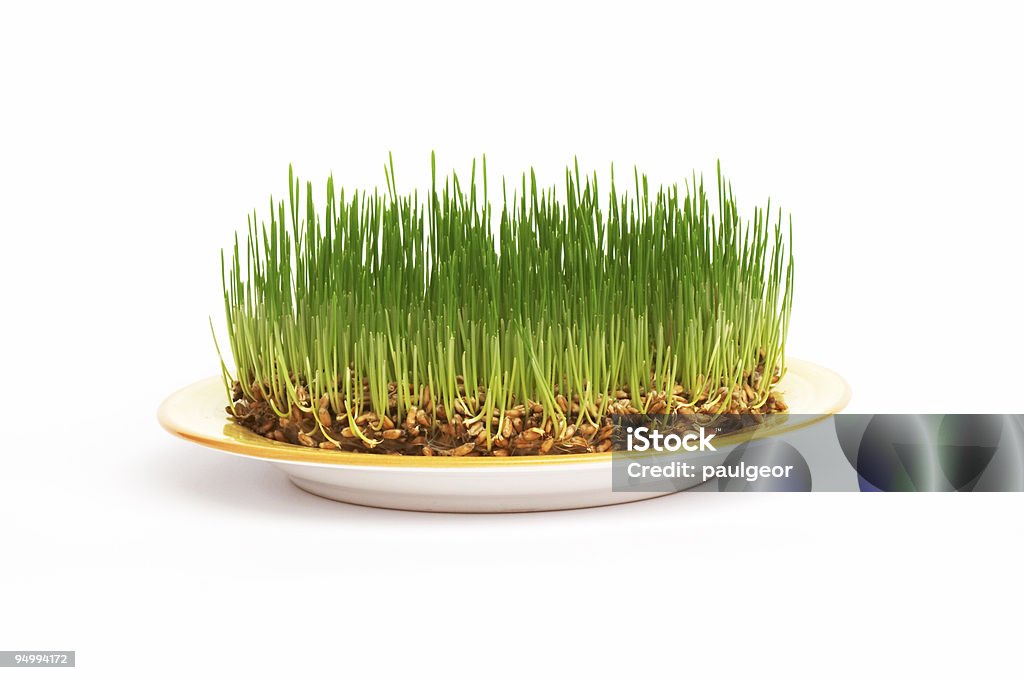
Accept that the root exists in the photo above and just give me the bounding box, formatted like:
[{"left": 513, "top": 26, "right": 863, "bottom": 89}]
[{"left": 228, "top": 373, "right": 788, "bottom": 457}]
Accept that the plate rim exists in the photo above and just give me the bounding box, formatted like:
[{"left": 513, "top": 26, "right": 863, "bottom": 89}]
[{"left": 158, "top": 357, "right": 850, "bottom": 469}]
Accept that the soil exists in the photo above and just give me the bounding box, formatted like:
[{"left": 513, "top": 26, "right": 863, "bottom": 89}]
[{"left": 228, "top": 369, "right": 789, "bottom": 457}]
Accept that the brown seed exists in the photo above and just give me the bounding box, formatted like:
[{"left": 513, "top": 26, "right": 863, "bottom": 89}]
[
  {"left": 539, "top": 438, "right": 554, "bottom": 454},
  {"left": 492, "top": 448, "right": 509, "bottom": 457},
  {"left": 562, "top": 424, "right": 577, "bottom": 440},
  {"left": 382, "top": 429, "right": 403, "bottom": 440},
  {"left": 341, "top": 427, "right": 355, "bottom": 438},
  {"left": 452, "top": 442, "right": 475, "bottom": 456},
  {"left": 467, "top": 421, "right": 483, "bottom": 437},
  {"left": 556, "top": 394, "right": 569, "bottom": 413},
  {"left": 406, "top": 407, "right": 418, "bottom": 428},
  {"left": 297, "top": 432, "right": 315, "bottom": 447},
  {"left": 596, "top": 439, "right": 612, "bottom": 452},
  {"left": 318, "top": 407, "right": 332, "bottom": 428},
  {"left": 501, "top": 418, "right": 513, "bottom": 438},
  {"left": 505, "top": 407, "right": 524, "bottom": 418},
  {"left": 522, "top": 427, "right": 544, "bottom": 441},
  {"left": 422, "top": 446, "right": 434, "bottom": 457},
  {"left": 578, "top": 423, "right": 597, "bottom": 437},
  {"left": 380, "top": 415, "right": 395, "bottom": 430},
  {"left": 319, "top": 441, "right": 338, "bottom": 450},
  {"left": 416, "top": 410, "right": 431, "bottom": 427}
]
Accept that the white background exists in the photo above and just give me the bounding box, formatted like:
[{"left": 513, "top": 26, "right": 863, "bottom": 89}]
[{"left": 2, "top": 1, "right": 1023, "bottom": 678}]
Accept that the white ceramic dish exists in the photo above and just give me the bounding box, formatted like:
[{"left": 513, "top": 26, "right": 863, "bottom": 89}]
[{"left": 158, "top": 358, "right": 850, "bottom": 512}]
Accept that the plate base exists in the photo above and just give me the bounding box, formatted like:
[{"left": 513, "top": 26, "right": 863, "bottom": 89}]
[{"left": 284, "top": 467, "right": 679, "bottom": 513}]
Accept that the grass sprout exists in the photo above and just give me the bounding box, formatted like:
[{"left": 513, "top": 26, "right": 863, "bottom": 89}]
[{"left": 217, "top": 155, "right": 794, "bottom": 455}]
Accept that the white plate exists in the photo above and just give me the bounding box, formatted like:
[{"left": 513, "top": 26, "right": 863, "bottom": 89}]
[{"left": 158, "top": 358, "right": 850, "bottom": 512}]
